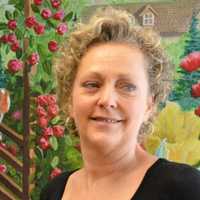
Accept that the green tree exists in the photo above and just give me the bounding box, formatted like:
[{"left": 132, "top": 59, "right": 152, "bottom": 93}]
[{"left": 169, "top": 13, "right": 200, "bottom": 111}]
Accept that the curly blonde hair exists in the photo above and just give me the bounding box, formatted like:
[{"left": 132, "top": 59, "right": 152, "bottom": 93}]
[{"left": 54, "top": 7, "right": 173, "bottom": 137}]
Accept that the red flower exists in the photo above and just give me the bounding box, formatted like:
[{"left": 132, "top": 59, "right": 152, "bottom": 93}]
[
  {"left": 42, "top": 127, "right": 53, "bottom": 138},
  {"left": 52, "top": 125, "right": 64, "bottom": 137},
  {"left": 0, "top": 142, "right": 7, "bottom": 149},
  {"left": 0, "top": 35, "right": 9, "bottom": 43},
  {"left": 28, "top": 52, "right": 40, "bottom": 65},
  {"left": 36, "top": 105, "right": 47, "bottom": 117},
  {"left": 34, "top": 23, "right": 45, "bottom": 35},
  {"left": 8, "top": 19, "right": 17, "bottom": 30},
  {"left": 53, "top": 10, "right": 64, "bottom": 20},
  {"left": 194, "top": 106, "right": 200, "bottom": 117},
  {"left": 33, "top": 0, "right": 43, "bottom": 5},
  {"left": 48, "top": 40, "right": 58, "bottom": 52},
  {"left": 10, "top": 41, "right": 20, "bottom": 52},
  {"left": 191, "top": 83, "right": 200, "bottom": 98},
  {"left": 38, "top": 137, "right": 50, "bottom": 150},
  {"left": 0, "top": 164, "right": 7, "bottom": 173},
  {"left": 41, "top": 8, "right": 52, "bottom": 19},
  {"left": 38, "top": 117, "right": 48, "bottom": 128},
  {"left": 47, "top": 95, "right": 57, "bottom": 105},
  {"left": 25, "top": 16, "right": 37, "bottom": 28},
  {"left": 11, "top": 110, "right": 22, "bottom": 121},
  {"left": 7, "top": 34, "right": 17, "bottom": 44},
  {"left": 7, "top": 59, "right": 23, "bottom": 73},
  {"left": 50, "top": 0, "right": 61, "bottom": 9},
  {"left": 50, "top": 167, "right": 62, "bottom": 179},
  {"left": 36, "top": 95, "right": 49, "bottom": 106},
  {"left": 180, "top": 51, "right": 200, "bottom": 72},
  {"left": 48, "top": 104, "right": 59, "bottom": 118},
  {"left": 56, "top": 23, "right": 67, "bottom": 35}
]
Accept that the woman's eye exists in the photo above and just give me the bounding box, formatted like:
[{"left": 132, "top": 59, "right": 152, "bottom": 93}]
[
  {"left": 119, "top": 83, "right": 137, "bottom": 92},
  {"left": 82, "top": 81, "right": 100, "bottom": 89}
]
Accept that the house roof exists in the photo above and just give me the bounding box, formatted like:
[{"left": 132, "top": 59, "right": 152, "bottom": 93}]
[{"left": 82, "top": 0, "right": 200, "bottom": 37}]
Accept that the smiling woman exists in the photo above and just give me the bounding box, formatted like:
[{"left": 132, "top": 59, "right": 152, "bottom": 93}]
[{"left": 40, "top": 7, "right": 200, "bottom": 200}]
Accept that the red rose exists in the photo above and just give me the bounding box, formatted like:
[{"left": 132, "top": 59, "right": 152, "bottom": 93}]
[
  {"left": 8, "top": 19, "right": 17, "bottom": 30},
  {"left": 41, "top": 8, "right": 52, "bottom": 19},
  {"left": 25, "top": 16, "right": 37, "bottom": 28},
  {"left": 36, "top": 105, "right": 47, "bottom": 117},
  {"left": 48, "top": 40, "right": 58, "bottom": 52},
  {"left": 10, "top": 41, "right": 20, "bottom": 52},
  {"left": 180, "top": 51, "right": 200, "bottom": 72},
  {"left": 33, "top": 0, "right": 43, "bottom": 5},
  {"left": 50, "top": 167, "right": 62, "bottom": 179},
  {"left": 42, "top": 127, "right": 53, "bottom": 138},
  {"left": 36, "top": 95, "right": 49, "bottom": 106},
  {"left": 39, "top": 137, "right": 50, "bottom": 150},
  {"left": 50, "top": 0, "right": 61, "bottom": 9},
  {"left": 195, "top": 106, "right": 200, "bottom": 117},
  {"left": 7, "top": 59, "right": 23, "bottom": 73},
  {"left": 0, "top": 142, "right": 7, "bottom": 149},
  {"left": 191, "top": 83, "right": 200, "bottom": 98},
  {"left": 52, "top": 125, "right": 64, "bottom": 137},
  {"left": 38, "top": 117, "right": 48, "bottom": 128},
  {"left": 0, "top": 35, "right": 9, "bottom": 43},
  {"left": 47, "top": 95, "right": 57, "bottom": 105},
  {"left": 0, "top": 164, "right": 7, "bottom": 173},
  {"left": 56, "top": 23, "right": 67, "bottom": 35},
  {"left": 34, "top": 23, "right": 45, "bottom": 35},
  {"left": 7, "top": 34, "right": 17, "bottom": 44},
  {"left": 53, "top": 10, "right": 64, "bottom": 20},
  {"left": 48, "top": 104, "right": 59, "bottom": 118},
  {"left": 28, "top": 52, "right": 40, "bottom": 65}
]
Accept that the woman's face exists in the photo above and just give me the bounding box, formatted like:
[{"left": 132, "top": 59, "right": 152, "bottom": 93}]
[{"left": 70, "top": 43, "right": 153, "bottom": 150}]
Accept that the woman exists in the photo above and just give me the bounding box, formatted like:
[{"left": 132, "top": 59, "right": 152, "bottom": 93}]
[{"left": 40, "top": 7, "right": 200, "bottom": 200}]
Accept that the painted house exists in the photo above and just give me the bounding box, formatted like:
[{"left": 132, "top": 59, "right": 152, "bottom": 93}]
[{"left": 83, "top": 0, "right": 200, "bottom": 40}]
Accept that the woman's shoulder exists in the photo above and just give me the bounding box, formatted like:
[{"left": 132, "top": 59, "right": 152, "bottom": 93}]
[{"left": 40, "top": 170, "right": 76, "bottom": 200}]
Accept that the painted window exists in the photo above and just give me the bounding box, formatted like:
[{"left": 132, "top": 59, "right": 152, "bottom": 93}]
[{"left": 143, "top": 12, "right": 154, "bottom": 26}]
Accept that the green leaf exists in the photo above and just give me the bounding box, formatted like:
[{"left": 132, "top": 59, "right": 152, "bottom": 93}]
[
  {"left": 35, "top": 146, "right": 44, "bottom": 160},
  {"left": 65, "top": 135, "right": 73, "bottom": 146},
  {"left": 49, "top": 136, "right": 58, "bottom": 151},
  {"left": 51, "top": 116, "right": 61, "bottom": 125},
  {"left": 63, "top": 11, "right": 73, "bottom": 22},
  {"left": 51, "top": 156, "right": 59, "bottom": 168},
  {"left": 13, "top": 10, "right": 20, "bottom": 18},
  {"left": 16, "top": 49, "right": 22, "bottom": 59},
  {"left": 15, "top": 28, "right": 23, "bottom": 40},
  {"left": 0, "top": 23, "right": 7, "bottom": 30},
  {"left": 31, "top": 4, "right": 40, "bottom": 13},
  {"left": 5, "top": 11, "right": 13, "bottom": 20}
]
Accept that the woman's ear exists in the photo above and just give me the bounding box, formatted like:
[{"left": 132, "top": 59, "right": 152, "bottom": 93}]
[{"left": 144, "top": 95, "right": 155, "bottom": 121}]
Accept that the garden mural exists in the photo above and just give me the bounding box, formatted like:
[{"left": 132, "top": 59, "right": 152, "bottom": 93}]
[{"left": 0, "top": 0, "right": 200, "bottom": 199}]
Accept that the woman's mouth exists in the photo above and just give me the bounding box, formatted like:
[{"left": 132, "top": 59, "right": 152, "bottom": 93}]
[{"left": 90, "top": 116, "right": 123, "bottom": 124}]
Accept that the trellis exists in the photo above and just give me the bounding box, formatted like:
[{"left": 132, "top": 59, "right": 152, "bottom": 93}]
[{"left": 0, "top": 1, "right": 31, "bottom": 199}]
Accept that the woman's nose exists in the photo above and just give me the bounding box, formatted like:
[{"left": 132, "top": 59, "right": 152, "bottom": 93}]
[{"left": 97, "top": 85, "right": 117, "bottom": 109}]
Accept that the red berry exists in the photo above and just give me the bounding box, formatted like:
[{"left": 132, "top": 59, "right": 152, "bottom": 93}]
[
  {"left": 191, "top": 83, "right": 200, "bottom": 98},
  {"left": 41, "top": 8, "right": 52, "bottom": 19},
  {"left": 25, "top": 16, "right": 37, "bottom": 28},
  {"left": 53, "top": 10, "right": 64, "bottom": 20},
  {"left": 36, "top": 105, "right": 47, "bottom": 117},
  {"left": 38, "top": 117, "right": 48, "bottom": 128},
  {"left": 8, "top": 20, "right": 17, "bottom": 30},
  {"left": 50, "top": 167, "right": 62, "bottom": 179},
  {"left": 51, "top": 0, "right": 61, "bottom": 9},
  {"left": 56, "top": 23, "right": 67, "bottom": 35},
  {"left": 39, "top": 137, "right": 50, "bottom": 150},
  {"left": 48, "top": 40, "right": 58, "bottom": 52},
  {"left": 33, "top": 0, "right": 43, "bottom": 5},
  {"left": 28, "top": 52, "right": 40, "bottom": 65},
  {"left": 42, "top": 127, "right": 53, "bottom": 138},
  {"left": 0, "top": 164, "right": 7, "bottom": 173},
  {"left": 0, "top": 35, "right": 9, "bottom": 43},
  {"left": 195, "top": 106, "right": 200, "bottom": 117},
  {"left": 36, "top": 95, "right": 49, "bottom": 106},
  {"left": 7, "top": 34, "right": 17, "bottom": 44},
  {"left": 34, "top": 23, "right": 45, "bottom": 35},
  {"left": 48, "top": 104, "right": 59, "bottom": 119},
  {"left": 7, "top": 59, "right": 23, "bottom": 73}
]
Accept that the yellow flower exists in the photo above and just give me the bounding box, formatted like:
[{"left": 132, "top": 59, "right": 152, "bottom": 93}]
[{"left": 145, "top": 101, "right": 200, "bottom": 165}]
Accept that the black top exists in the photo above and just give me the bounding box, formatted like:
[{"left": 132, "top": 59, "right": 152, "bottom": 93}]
[{"left": 40, "top": 158, "right": 200, "bottom": 200}]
